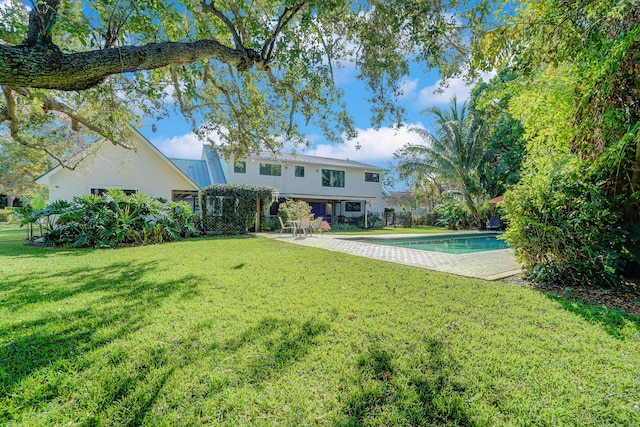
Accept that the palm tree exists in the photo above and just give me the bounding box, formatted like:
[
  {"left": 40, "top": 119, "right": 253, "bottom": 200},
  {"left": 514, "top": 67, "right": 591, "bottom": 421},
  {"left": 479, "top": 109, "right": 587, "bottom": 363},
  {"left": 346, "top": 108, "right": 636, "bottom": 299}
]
[{"left": 394, "top": 97, "right": 488, "bottom": 227}]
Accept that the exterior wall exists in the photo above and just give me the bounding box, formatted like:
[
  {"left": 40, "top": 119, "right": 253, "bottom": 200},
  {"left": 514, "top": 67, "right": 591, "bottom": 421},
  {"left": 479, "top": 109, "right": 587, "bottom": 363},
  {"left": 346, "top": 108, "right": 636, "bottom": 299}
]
[
  {"left": 221, "top": 156, "right": 387, "bottom": 217},
  {"left": 224, "top": 159, "right": 382, "bottom": 197},
  {"left": 42, "top": 133, "right": 198, "bottom": 202}
]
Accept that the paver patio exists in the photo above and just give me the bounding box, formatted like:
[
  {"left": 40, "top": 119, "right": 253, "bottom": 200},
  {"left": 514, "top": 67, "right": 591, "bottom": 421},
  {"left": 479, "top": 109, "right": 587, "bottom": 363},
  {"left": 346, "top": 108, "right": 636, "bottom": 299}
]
[{"left": 264, "top": 232, "right": 521, "bottom": 281}]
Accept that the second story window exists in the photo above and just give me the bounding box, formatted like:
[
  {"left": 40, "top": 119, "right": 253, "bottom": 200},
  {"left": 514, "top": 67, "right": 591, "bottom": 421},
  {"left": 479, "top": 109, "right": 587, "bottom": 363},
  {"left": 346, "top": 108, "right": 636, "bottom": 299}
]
[
  {"left": 259, "top": 163, "right": 282, "bottom": 176},
  {"left": 365, "top": 172, "right": 380, "bottom": 182},
  {"left": 295, "top": 166, "right": 305, "bottom": 177},
  {"left": 234, "top": 161, "right": 246, "bottom": 173},
  {"left": 322, "top": 169, "right": 345, "bottom": 187}
]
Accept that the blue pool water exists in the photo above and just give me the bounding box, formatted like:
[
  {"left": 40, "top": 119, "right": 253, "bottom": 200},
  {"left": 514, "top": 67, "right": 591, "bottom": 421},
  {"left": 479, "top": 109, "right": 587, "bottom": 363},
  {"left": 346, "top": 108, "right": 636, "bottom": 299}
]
[{"left": 345, "top": 233, "right": 508, "bottom": 254}]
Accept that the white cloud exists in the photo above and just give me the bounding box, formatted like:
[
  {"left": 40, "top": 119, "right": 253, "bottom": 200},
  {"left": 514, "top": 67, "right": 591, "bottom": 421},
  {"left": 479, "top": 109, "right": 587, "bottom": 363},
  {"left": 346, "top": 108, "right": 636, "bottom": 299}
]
[
  {"left": 151, "top": 133, "right": 204, "bottom": 159},
  {"left": 303, "top": 123, "right": 426, "bottom": 167},
  {"left": 417, "top": 71, "right": 496, "bottom": 107},
  {"left": 398, "top": 78, "right": 419, "bottom": 101}
]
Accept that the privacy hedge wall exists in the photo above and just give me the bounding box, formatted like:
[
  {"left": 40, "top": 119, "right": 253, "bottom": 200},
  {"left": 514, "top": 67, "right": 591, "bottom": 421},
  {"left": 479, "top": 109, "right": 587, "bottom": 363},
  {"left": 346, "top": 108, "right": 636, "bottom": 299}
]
[{"left": 200, "top": 184, "right": 274, "bottom": 234}]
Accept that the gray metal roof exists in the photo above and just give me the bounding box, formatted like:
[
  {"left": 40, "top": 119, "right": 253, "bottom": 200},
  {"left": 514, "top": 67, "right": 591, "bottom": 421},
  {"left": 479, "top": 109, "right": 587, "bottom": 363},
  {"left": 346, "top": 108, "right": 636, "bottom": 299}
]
[
  {"left": 252, "top": 152, "right": 386, "bottom": 171},
  {"left": 169, "top": 159, "right": 211, "bottom": 188}
]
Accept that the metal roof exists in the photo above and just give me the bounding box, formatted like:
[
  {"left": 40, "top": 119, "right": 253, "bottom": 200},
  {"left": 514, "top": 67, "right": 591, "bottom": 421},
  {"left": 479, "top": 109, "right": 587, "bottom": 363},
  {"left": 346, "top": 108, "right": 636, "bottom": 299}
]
[
  {"left": 169, "top": 159, "right": 211, "bottom": 188},
  {"left": 202, "top": 146, "right": 227, "bottom": 184},
  {"left": 251, "top": 152, "right": 386, "bottom": 171}
]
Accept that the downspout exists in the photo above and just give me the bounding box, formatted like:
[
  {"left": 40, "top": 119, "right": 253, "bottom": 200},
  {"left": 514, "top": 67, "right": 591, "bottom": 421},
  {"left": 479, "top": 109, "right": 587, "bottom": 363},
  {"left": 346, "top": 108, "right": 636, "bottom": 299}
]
[{"left": 365, "top": 200, "right": 368, "bottom": 229}]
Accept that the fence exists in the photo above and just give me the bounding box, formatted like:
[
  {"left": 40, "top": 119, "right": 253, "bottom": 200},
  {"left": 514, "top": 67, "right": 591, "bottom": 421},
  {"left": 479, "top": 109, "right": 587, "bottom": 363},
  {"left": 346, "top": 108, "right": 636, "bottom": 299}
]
[{"left": 384, "top": 212, "right": 412, "bottom": 228}]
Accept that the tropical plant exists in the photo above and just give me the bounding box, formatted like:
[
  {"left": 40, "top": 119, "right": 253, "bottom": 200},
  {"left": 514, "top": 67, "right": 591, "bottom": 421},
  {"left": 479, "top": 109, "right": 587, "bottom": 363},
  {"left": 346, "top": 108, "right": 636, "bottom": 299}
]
[
  {"left": 433, "top": 200, "right": 471, "bottom": 230},
  {"left": 23, "top": 189, "right": 194, "bottom": 247},
  {"left": 394, "top": 97, "right": 488, "bottom": 228}
]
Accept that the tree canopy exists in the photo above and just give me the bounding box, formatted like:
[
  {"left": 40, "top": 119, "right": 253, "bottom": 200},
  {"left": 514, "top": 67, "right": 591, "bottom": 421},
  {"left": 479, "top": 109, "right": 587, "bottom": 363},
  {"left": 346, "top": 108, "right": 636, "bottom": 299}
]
[{"left": 0, "top": 0, "right": 489, "bottom": 166}]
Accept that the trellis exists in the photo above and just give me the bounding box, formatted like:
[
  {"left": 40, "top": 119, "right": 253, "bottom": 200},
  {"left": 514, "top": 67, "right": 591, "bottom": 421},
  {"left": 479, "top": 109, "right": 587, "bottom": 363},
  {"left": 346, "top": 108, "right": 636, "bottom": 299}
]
[{"left": 199, "top": 184, "right": 274, "bottom": 234}]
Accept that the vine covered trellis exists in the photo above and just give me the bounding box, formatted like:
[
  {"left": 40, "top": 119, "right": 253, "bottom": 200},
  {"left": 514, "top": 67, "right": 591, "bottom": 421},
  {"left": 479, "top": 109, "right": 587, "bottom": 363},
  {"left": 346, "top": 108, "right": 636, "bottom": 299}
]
[{"left": 200, "top": 184, "right": 274, "bottom": 234}]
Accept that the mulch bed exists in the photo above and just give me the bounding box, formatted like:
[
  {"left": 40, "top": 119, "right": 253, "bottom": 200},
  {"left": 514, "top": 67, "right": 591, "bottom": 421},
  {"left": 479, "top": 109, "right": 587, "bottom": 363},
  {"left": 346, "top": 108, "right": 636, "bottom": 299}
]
[{"left": 502, "top": 275, "right": 640, "bottom": 316}]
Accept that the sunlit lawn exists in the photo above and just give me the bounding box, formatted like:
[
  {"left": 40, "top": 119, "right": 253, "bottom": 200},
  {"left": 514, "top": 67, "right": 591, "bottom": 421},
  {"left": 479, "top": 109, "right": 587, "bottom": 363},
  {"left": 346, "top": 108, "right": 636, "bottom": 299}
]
[{"left": 1, "top": 222, "right": 639, "bottom": 426}]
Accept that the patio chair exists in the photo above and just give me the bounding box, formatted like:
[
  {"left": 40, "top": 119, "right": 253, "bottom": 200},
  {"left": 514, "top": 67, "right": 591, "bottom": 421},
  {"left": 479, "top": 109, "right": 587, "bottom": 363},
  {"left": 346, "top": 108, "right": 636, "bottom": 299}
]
[
  {"left": 298, "top": 217, "right": 313, "bottom": 237},
  {"left": 278, "top": 216, "right": 295, "bottom": 234},
  {"left": 487, "top": 218, "right": 501, "bottom": 231},
  {"left": 310, "top": 216, "right": 324, "bottom": 236}
]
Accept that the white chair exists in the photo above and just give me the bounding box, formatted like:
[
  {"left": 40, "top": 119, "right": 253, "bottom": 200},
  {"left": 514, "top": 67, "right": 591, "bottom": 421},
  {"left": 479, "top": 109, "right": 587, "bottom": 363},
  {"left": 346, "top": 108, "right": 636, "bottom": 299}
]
[
  {"left": 278, "top": 216, "right": 295, "bottom": 234},
  {"left": 310, "top": 216, "right": 324, "bottom": 236},
  {"left": 298, "top": 217, "right": 312, "bottom": 236}
]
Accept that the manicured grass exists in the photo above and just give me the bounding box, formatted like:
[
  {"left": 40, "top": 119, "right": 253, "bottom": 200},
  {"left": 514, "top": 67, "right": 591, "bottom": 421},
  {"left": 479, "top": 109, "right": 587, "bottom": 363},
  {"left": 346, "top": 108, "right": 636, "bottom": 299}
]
[
  {"left": 0, "top": 222, "right": 27, "bottom": 242},
  {"left": 1, "top": 222, "right": 639, "bottom": 425}
]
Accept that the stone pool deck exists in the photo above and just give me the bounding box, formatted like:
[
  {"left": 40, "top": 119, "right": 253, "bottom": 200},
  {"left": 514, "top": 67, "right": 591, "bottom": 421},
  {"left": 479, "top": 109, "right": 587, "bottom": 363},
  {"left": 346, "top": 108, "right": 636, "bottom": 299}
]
[{"left": 262, "top": 232, "right": 522, "bottom": 281}]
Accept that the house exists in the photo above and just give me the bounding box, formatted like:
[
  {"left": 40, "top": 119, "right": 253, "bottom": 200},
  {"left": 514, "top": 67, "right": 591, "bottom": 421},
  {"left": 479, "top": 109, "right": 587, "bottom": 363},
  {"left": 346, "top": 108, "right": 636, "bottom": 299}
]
[
  {"left": 37, "top": 128, "right": 389, "bottom": 223},
  {"left": 210, "top": 148, "right": 388, "bottom": 224},
  {"left": 36, "top": 127, "right": 202, "bottom": 211}
]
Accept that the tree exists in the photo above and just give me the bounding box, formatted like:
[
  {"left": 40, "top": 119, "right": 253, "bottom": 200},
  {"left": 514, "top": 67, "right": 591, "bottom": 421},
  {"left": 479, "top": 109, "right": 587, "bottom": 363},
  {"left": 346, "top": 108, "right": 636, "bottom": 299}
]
[
  {"left": 472, "top": 0, "right": 640, "bottom": 280},
  {"left": 472, "top": 0, "right": 640, "bottom": 226},
  {"left": 468, "top": 70, "right": 526, "bottom": 197},
  {"left": 393, "top": 97, "right": 488, "bottom": 227},
  {"left": 0, "top": 135, "right": 52, "bottom": 206},
  {"left": 0, "top": 0, "right": 492, "bottom": 167}
]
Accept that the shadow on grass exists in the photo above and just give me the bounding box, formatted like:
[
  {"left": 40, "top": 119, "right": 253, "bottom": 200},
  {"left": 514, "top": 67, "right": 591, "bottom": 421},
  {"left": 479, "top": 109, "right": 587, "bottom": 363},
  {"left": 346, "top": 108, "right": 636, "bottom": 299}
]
[
  {"left": 337, "top": 338, "right": 475, "bottom": 426},
  {"left": 546, "top": 293, "right": 640, "bottom": 340},
  {"left": 225, "top": 317, "right": 330, "bottom": 383},
  {"left": 1, "top": 260, "right": 160, "bottom": 310},
  {"left": 0, "top": 259, "right": 201, "bottom": 402}
]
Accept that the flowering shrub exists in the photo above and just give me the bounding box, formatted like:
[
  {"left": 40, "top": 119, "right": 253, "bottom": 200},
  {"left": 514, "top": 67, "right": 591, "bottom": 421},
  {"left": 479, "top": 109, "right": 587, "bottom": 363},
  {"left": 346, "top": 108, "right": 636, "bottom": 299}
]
[{"left": 277, "top": 199, "right": 312, "bottom": 221}]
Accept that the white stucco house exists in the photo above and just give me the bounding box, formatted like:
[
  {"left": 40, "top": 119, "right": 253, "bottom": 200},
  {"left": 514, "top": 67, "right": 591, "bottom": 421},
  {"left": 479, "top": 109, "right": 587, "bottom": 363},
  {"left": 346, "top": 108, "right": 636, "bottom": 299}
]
[
  {"left": 36, "top": 127, "right": 389, "bottom": 223},
  {"left": 35, "top": 127, "right": 203, "bottom": 209}
]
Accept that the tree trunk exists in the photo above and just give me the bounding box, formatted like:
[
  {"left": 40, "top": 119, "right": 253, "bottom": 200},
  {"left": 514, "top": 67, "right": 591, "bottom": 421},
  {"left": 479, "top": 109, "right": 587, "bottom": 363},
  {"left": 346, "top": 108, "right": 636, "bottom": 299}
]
[{"left": 6, "top": 195, "right": 14, "bottom": 208}]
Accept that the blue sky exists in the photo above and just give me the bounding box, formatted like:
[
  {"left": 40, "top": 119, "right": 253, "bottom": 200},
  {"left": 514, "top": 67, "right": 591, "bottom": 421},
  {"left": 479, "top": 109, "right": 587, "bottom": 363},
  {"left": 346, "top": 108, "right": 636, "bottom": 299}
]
[
  {"left": 0, "top": 0, "right": 488, "bottom": 176},
  {"left": 147, "top": 65, "right": 491, "bottom": 172}
]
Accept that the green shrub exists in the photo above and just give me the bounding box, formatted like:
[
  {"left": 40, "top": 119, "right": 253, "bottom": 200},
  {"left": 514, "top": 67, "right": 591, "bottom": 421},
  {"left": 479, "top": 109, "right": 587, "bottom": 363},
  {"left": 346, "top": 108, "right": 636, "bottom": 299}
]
[
  {"left": 433, "top": 200, "right": 471, "bottom": 230},
  {"left": 329, "top": 223, "right": 362, "bottom": 232},
  {"left": 23, "top": 189, "right": 194, "bottom": 248},
  {"left": 277, "top": 199, "right": 312, "bottom": 222},
  {"left": 503, "top": 161, "right": 630, "bottom": 287},
  {"left": 0, "top": 209, "right": 14, "bottom": 222},
  {"left": 413, "top": 212, "right": 439, "bottom": 226}
]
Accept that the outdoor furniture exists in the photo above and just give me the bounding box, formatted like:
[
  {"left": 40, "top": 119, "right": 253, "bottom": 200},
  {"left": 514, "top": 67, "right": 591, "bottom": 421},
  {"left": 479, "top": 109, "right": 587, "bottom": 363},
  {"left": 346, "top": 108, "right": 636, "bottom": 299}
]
[
  {"left": 487, "top": 218, "right": 501, "bottom": 231},
  {"left": 278, "top": 216, "right": 296, "bottom": 234},
  {"left": 310, "top": 216, "right": 324, "bottom": 236},
  {"left": 298, "top": 217, "right": 312, "bottom": 236}
]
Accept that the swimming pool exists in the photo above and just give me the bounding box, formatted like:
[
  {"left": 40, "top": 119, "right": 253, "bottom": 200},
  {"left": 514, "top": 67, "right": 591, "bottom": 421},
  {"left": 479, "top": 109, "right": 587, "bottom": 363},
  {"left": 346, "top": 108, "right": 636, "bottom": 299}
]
[{"left": 344, "top": 233, "right": 508, "bottom": 255}]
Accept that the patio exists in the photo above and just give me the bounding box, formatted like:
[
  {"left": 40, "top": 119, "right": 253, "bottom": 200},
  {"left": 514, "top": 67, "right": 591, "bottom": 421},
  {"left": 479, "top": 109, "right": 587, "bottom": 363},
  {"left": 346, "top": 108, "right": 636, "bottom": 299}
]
[{"left": 263, "top": 232, "right": 521, "bottom": 281}]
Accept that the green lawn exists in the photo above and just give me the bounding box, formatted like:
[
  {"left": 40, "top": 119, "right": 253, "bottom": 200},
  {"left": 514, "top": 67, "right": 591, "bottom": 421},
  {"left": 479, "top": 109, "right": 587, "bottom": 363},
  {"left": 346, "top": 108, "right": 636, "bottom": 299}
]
[{"left": 1, "top": 223, "right": 639, "bottom": 426}]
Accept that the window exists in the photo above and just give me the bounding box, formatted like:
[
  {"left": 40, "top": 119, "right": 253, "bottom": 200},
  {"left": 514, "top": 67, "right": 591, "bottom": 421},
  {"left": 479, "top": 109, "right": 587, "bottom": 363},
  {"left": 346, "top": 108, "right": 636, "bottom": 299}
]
[
  {"left": 322, "top": 169, "right": 345, "bottom": 187},
  {"left": 234, "top": 161, "right": 246, "bottom": 173},
  {"left": 294, "top": 166, "right": 305, "bottom": 178},
  {"left": 345, "top": 201, "right": 362, "bottom": 212},
  {"left": 259, "top": 163, "right": 282, "bottom": 176},
  {"left": 365, "top": 172, "right": 380, "bottom": 182}
]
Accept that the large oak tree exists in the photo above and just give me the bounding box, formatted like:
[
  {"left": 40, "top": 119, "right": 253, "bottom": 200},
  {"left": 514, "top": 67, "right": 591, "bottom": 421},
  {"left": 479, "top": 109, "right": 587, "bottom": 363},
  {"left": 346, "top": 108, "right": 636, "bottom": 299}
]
[{"left": 0, "top": 0, "right": 487, "bottom": 167}]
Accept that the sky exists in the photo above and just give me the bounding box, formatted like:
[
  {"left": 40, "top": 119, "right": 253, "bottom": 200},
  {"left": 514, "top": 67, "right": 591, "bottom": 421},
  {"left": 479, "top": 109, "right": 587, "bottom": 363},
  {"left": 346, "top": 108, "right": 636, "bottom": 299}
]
[
  {"left": 1, "top": 0, "right": 489, "bottom": 185},
  {"left": 146, "top": 66, "right": 489, "bottom": 176}
]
